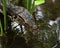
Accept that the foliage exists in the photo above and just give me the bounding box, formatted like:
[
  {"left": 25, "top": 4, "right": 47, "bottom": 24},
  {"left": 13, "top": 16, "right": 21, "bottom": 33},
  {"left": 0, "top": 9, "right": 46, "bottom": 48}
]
[
  {"left": 3, "top": 0, "right": 7, "bottom": 31},
  {"left": 0, "top": 0, "right": 60, "bottom": 48},
  {"left": 0, "top": 20, "right": 3, "bottom": 36},
  {"left": 35, "top": 0, "right": 45, "bottom": 6}
]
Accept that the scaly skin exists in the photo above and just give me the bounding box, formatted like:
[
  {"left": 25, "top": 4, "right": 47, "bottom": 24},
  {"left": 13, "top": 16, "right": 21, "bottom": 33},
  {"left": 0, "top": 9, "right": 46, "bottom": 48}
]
[{"left": 0, "top": 3, "right": 37, "bottom": 33}]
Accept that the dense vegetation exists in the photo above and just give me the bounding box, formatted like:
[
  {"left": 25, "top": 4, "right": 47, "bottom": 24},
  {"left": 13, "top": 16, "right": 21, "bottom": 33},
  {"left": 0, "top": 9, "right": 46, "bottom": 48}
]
[{"left": 0, "top": 0, "right": 60, "bottom": 48}]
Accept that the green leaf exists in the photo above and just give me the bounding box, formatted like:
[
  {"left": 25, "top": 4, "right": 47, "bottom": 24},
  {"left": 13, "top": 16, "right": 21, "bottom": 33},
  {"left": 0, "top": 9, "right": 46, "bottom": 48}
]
[
  {"left": 0, "top": 20, "right": 3, "bottom": 36},
  {"left": 3, "top": 0, "right": 7, "bottom": 31},
  {"left": 24, "top": 0, "right": 35, "bottom": 13},
  {"left": 35, "top": 0, "right": 45, "bottom": 6}
]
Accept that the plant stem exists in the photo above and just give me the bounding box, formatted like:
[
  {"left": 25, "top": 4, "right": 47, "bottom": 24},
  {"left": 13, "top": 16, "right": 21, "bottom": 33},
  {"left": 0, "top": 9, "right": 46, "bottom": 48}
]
[{"left": 3, "top": 0, "right": 7, "bottom": 32}]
